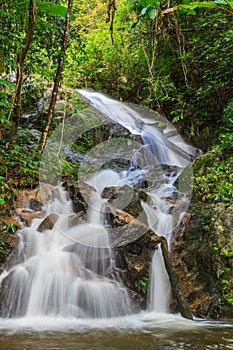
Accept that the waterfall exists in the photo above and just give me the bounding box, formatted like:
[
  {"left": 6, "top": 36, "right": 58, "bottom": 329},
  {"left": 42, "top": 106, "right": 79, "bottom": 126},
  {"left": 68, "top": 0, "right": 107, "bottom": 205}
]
[
  {"left": 78, "top": 89, "right": 194, "bottom": 313},
  {"left": 0, "top": 186, "right": 133, "bottom": 319},
  {"left": 0, "top": 89, "right": 195, "bottom": 320}
]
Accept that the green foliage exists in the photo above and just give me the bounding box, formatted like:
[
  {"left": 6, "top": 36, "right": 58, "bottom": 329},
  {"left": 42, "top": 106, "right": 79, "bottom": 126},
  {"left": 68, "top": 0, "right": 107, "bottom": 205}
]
[
  {"left": 134, "top": 275, "right": 149, "bottom": 295},
  {"left": 129, "top": 0, "right": 159, "bottom": 19},
  {"left": 125, "top": 0, "right": 233, "bottom": 146},
  {"left": 3, "top": 222, "right": 17, "bottom": 234},
  {"left": 0, "top": 80, "right": 15, "bottom": 132},
  {"left": 193, "top": 148, "right": 233, "bottom": 204},
  {"left": 0, "top": 240, "right": 10, "bottom": 262},
  {"left": 176, "top": 0, "right": 233, "bottom": 14},
  {"left": 36, "top": 0, "right": 75, "bottom": 21},
  {"left": 214, "top": 247, "right": 233, "bottom": 305},
  {"left": 0, "top": 143, "right": 41, "bottom": 211},
  {"left": 63, "top": 1, "right": 148, "bottom": 102},
  {"left": 0, "top": 178, "right": 17, "bottom": 209},
  {"left": 1, "top": 0, "right": 76, "bottom": 80},
  {"left": 220, "top": 99, "right": 233, "bottom": 134}
]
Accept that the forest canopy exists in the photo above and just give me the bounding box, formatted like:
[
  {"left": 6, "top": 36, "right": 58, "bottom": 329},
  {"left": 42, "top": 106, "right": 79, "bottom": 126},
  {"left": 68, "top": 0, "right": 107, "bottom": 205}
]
[{"left": 0, "top": 0, "right": 233, "bottom": 209}]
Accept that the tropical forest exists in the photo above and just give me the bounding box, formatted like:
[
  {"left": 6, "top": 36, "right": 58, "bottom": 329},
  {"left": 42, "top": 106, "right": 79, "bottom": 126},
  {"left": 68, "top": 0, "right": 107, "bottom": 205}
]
[{"left": 0, "top": 0, "right": 233, "bottom": 348}]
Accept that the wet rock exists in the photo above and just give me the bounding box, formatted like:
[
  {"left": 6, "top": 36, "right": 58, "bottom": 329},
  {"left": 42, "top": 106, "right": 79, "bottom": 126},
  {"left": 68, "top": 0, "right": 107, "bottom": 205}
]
[
  {"left": 16, "top": 208, "right": 43, "bottom": 226},
  {"left": 13, "top": 185, "right": 60, "bottom": 227},
  {"left": 63, "top": 243, "right": 112, "bottom": 276},
  {"left": 0, "top": 271, "right": 21, "bottom": 317},
  {"left": 171, "top": 204, "right": 233, "bottom": 320},
  {"left": 102, "top": 185, "right": 148, "bottom": 219},
  {"left": 68, "top": 212, "right": 86, "bottom": 227},
  {"left": 108, "top": 206, "right": 158, "bottom": 247},
  {"left": 28, "top": 198, "right": 43, "bottom": 212},
  {"left": 63, "top": 182, "right": 90, "bottom": 213},
  {"left": 37, "top": 213, "right": 59, "bottom": 232},
  {"left": 105, "top": 207, "right": 160, "bottom": 308}
]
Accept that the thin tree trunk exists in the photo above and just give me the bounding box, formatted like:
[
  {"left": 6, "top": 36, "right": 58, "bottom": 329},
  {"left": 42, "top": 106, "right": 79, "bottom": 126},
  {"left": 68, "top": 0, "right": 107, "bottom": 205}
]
[
  {"left": 9, "top": 0, "right": 36, "bottom": 144},
  {"left": 38, "top": 0, "right": 73, "bottom": 152}
]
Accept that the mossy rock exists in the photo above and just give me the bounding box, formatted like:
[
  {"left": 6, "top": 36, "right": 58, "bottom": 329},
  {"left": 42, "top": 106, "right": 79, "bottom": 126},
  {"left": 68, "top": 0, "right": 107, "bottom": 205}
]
[{"left": 171, "top": 202, "right": 233, "bottom": 320}]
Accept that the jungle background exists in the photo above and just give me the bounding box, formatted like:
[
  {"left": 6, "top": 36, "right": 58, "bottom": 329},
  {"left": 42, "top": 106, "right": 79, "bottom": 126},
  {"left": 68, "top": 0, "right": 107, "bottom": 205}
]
[{"left": 0, "top": 0, "right": 233, "bottom": 313}]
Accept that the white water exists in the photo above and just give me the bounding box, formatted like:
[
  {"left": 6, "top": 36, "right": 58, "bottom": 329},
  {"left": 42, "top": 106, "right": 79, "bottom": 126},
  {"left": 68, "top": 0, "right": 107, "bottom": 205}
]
[
  {"left": 0, "top": 186, "right": 133, "bottom": 319},
  {"left": 78, "top": 89, "right": 196, "bottom": 166},
  {"left": 78, "top": 89, "right": 193, "bottom": 313},
  {"left": 0, "top": 90, "right": 195, "bottom": 327}
]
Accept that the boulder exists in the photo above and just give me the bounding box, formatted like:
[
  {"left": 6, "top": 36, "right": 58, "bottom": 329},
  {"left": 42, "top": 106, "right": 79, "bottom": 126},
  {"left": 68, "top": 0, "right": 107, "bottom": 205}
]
[
  {"left": 37, "top": 213, "right": 59, "bottom": 232},
  {"left": 107, "top": 206, "right": 160, "bottom": 308},
  {"left": 102, "top": 185, "right": 148, "bottom": 219},
  {"left": 171, "top": 204, "right": 233, "bottom": 320}
]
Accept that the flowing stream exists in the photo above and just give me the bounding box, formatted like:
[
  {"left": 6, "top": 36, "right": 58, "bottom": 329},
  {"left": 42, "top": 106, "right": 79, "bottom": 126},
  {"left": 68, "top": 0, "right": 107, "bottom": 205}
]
[{"left": 0, "top": 90, "right": 232, "bottom": 348}]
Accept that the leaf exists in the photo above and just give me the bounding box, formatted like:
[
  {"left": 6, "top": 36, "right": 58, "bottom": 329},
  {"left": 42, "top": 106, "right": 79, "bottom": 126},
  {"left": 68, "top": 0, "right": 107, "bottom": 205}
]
[
  {"left": 187, "top": 1, "right": 217, "bottom": 9},
  {"left": 0, "top": 101, "right": 10, "bottom": 109},
  {"left": 148, "top": 7, "right": 157, "bottom": 19},
  {"left": 213, "top": 0, "right": 228, "bottom": 4},
  {"left": 139, "top": 0, "right": 150, "bottom": 7},
  {"left": 176, "top": 1, "right": 217, "bottom": 12},
  {"left": 141, "top": 7, "right": 148, "bottom": 15},
  {"left": 217, "top": 269, "right": 225, "bottom": 278},
  {"left": 225, "top": 0, "right": 233, "bottom": 7},
  {"left": 0, "top": 79, "right": 16, "bottom": 88},
  {"left": 36, "top": 1, "right": 75, "bottom": 21}
]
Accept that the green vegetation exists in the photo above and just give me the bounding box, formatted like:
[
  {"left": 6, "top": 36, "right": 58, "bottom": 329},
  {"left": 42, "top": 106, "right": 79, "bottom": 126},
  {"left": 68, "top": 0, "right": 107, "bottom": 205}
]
[
  {"left": 214, "top": 246, "right": 233, "bottom": 305},
  {"left": 193, "top": 134, "right": 233, "bottom": 204},
  {"left": 0, "top": 1, "right": 232, "bottom": 303}
]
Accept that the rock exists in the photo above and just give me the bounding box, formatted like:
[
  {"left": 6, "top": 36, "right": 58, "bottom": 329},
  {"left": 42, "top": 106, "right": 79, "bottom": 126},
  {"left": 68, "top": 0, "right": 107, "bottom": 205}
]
[
  {"left": 16, "top": 208, "right": 43, "bottom": 226},
  {"left": 37, "top": 213, "right": 59, "bottom": 232},
  {"left": 13, "top": 185, "right": 57, "bottom": 226},
  {"left": 14, "top": 184, "right": 54, "bottom": 210},
  {"left": 0, "top": 270, "right": 28, "bottom": 317},
  {"left": 28, "top": 198, "right": 43, "bottom": 212},
  {"left": 105, "top": 206, "right": 160, "bottom": 308},
  {"left": 171, "top": 204, "right": 233, "bottom": 320},
  {"left": 108, "top": 206, "right": 160, "bottom": 248},
  {"left": 102, "top": 185, "right": 148, "bottom": 219},
  {"left": 68, "top": 212, "right": 86, "bottom": 227},
  {"left": 0, "top": 217, "right": 19, "bottom": 266},
  {"left": 63, "top": 182, "right": 89, "bottom": 213}
]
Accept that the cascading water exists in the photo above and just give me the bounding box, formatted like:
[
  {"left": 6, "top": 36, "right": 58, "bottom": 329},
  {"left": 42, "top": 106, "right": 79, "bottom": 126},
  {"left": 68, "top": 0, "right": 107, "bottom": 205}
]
[
  {"left": 0, "top": 185, "right": 133, "bottom": 319},
  {"left": 78, "top": 89, "right": 194, "bottom": 313},
  {"left": 0, "top": 89, "right": 195, "bottom": 323}
]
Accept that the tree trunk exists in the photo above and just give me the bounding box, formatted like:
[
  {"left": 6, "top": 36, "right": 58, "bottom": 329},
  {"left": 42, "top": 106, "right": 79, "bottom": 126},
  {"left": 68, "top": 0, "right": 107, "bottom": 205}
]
[
  {"left": 38, "top": 0, "right": 73, "bottom": 152},
  {"left": 160, "top": 236, "right": 193, "bottom": 320},
  {"left": 9, "top": 0, "right": 36, "bottom": 144}
]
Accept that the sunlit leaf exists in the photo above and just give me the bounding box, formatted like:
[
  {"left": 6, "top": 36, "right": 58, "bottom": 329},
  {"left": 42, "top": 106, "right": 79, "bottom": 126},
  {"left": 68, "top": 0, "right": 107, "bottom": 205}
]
[
  {"left": 225, "top": 0, "right": 233, "bottom": 7},
  {"left": 141, "top": 7, "right": 148, "bottom": 15},
  {"left": 36, "top": 1, "right": 75, "bottom": 21},
  {"left": 148, "top": 7, "right": 157, "bottom": 19},
  {"left": 187, "top": 1, "right": 217, "bottom": 9},
  {"left": 213, "top": 0, "right": 228, "bottom": 4}
]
